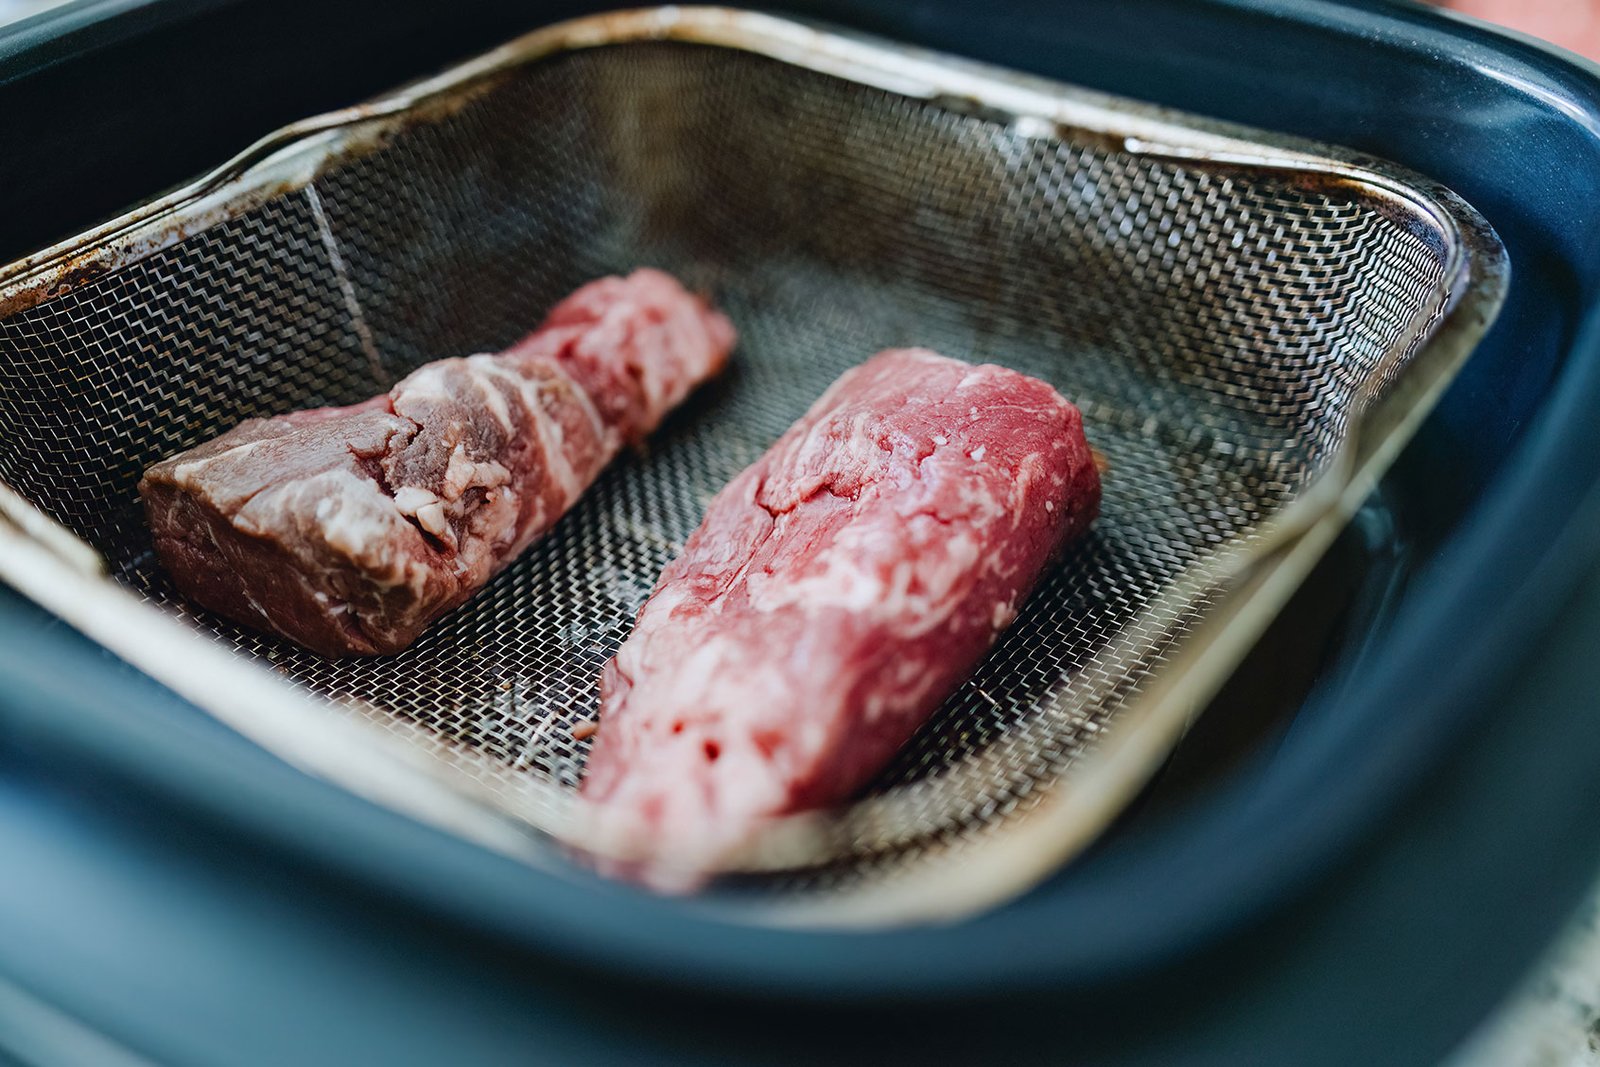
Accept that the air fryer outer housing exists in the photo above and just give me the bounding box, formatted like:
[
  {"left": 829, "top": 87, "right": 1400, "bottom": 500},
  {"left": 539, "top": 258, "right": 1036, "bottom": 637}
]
[{"left": 1, "top": 1, "right": 1599, "bottom": 1064}]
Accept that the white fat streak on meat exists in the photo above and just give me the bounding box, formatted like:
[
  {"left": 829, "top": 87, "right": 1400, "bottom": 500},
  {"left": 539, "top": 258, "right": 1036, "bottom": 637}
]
[
  {"left": 168, "top": 436, "right": 275, "bottom": 486},
  {"left": 196, "top": 501, "right": 272, "bottom": 626},
  {"left": 472, "top": 357, "right": 586, "bottom": 512},
  {"left": 539, "top": 356, "right": 613, "bottom": 454},
  {"left": 744, "top": 516, "right": 985, "bottom": 633},
  {"left": 461, "top": 354, "right": 518, "bottom": 433},
  {"left": 234, "top": 469, "right": 433, "bottom": 599}
]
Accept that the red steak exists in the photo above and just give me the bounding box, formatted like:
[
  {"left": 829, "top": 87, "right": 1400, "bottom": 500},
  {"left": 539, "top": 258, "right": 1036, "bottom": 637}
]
[
  {"left": 140, "top": 269, "right": 735, "bottom": 656},
  {"left": 582, "top": 348, "right": 1100, "bottom": 885}
]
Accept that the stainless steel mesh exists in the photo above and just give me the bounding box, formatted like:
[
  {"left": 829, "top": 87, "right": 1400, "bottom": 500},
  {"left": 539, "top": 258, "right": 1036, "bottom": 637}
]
[{"left": 0, "top": 16, "right": 1490, "bottom": 916}]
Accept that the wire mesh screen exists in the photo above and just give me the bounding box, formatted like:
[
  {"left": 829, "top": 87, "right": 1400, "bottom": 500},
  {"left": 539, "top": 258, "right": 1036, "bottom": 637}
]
[{"left": 0, "top": 38, "right": 1452, "bottom": 895}]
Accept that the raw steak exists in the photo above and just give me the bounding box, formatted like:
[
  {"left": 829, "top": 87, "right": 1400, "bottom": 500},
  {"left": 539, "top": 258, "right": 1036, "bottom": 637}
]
[
  {"left": 141, "top": 269, "right": 734, "bottom": 656},
  {"left": 582, "top": 348, "right": 1100, "bottom": 885}
]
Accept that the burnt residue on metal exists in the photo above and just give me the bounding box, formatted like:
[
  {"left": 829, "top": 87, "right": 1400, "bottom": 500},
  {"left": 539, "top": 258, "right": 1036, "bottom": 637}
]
[
  {"left": 1051, "top": 120, "right": 1136, "bottom": 156},
  {"left": 0, "top": 177, "right": 305, "bottom": 319},
  {"left": 0, "top": 246, "right": 131, "bottom": 316}
]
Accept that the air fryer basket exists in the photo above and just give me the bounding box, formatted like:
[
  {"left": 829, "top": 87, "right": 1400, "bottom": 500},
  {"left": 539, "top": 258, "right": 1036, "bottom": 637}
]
[{"left": 0, "top": 8, "right": 1505, "bottom": 924}]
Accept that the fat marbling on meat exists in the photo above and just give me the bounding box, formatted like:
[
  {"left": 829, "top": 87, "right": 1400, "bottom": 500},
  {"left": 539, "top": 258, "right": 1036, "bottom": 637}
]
[
  {"left": 582, "top": 348, "right": 1100, "bottom": 884},
  {"left": 140, "top": 269, "right": 734, "bottom": 656}
]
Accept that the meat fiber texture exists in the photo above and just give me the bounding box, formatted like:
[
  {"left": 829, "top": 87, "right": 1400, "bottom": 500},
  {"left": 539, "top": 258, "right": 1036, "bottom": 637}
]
[
  {"left": 582, "top": 348, "right": 1100, "bottom": 887},
  {"left": 140, "top": 269, "right": 735, "bottom": 657}
]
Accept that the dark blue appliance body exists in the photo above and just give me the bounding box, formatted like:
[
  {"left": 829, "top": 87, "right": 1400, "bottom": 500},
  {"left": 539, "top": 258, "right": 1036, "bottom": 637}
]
[{"left": 2, "top": 1, "right": 1600, "bottom": 1063}]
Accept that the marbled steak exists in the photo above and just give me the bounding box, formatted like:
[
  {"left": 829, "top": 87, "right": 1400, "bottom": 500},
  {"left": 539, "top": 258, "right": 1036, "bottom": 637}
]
[{"left": 140, "top": 270, "right": 734, "bottom": 656}]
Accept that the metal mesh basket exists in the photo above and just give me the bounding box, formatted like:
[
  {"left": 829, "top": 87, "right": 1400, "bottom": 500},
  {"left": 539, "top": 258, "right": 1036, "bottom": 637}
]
[{"left": 0, "top": 8, "right": 1505, "bottom": 925}]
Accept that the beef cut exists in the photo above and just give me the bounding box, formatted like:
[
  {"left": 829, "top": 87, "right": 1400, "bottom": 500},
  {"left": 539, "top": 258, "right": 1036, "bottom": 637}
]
[
  {"left": 141, "top": 269, "right": 734, "bottom": 656},
  {"left": 581, "top": 348, "right": 1100, "bottom": 884}
]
